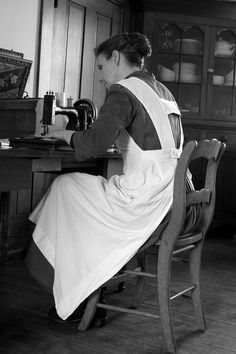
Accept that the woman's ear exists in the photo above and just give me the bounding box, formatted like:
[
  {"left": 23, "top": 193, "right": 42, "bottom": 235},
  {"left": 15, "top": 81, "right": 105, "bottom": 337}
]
[{"left": 112, "top": 50, "right": 120, "bottom": 65}]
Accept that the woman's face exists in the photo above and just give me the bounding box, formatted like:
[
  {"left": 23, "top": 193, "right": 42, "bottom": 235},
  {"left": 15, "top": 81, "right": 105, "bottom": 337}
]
[{"left": 97, "top": 52, "right": 119, "bottom": 89}]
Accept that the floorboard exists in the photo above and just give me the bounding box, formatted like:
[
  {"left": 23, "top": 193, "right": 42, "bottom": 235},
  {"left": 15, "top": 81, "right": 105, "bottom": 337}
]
[{"left": 0, "top": 237, "right": 236, "bottom": 354}]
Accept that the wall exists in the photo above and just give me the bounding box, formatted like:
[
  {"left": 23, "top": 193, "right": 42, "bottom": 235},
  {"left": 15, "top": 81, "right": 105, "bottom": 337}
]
[{"left": 0, "top": 0, "right": 41, "bottom": 97}]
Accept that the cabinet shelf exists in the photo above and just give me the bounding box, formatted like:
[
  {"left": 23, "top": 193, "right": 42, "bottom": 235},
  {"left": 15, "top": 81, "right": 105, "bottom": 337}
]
[
  {"left": 214, "top": 55, "right": 234, "bottom": 59},
  {"left": 161, "top": 80, "right": 201, "bottom": 86},
  {"left": 213, "top": 84, "right": 236, "bottom": 87},
  {"left": 179, "top": 82, "right": 201, "bottom": 85},
  {"left": 159, "top": 51, "right": 203, "bottom": 57}
]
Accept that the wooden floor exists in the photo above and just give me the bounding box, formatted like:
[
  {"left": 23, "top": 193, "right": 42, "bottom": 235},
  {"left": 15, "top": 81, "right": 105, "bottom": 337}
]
[{"left": 0, "top": 236, "right": 236, "bottom": 354}]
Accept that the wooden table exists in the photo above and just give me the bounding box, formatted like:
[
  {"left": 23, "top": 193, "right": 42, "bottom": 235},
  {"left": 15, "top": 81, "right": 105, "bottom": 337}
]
[{"left": 0, "top": 145, "right": 122, "bottom": 262}]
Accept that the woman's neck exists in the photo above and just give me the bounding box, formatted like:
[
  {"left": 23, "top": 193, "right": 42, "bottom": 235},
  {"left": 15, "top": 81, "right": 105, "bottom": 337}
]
[{"left": 117, "top": 66, "right": 140, "bottom": 82}]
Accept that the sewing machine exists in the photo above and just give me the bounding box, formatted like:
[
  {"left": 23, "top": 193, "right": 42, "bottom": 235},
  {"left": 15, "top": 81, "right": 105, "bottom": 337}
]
[
  {"left": 3, "top": 93, "right": 97, "bottom": 150},
  {"left": 41, "top": 92, "right": 97, "bottom": 134}
]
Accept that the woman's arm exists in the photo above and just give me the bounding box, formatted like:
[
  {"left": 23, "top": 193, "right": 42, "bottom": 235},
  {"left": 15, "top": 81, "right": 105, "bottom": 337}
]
[{"left": 47, "top": 86, "right": 134, "bottom": 161}]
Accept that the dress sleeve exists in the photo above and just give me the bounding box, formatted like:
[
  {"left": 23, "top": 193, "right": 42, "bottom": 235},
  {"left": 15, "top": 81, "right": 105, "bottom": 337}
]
[{"left": 71, "top": 85, "right": 133, "bottom": 161}]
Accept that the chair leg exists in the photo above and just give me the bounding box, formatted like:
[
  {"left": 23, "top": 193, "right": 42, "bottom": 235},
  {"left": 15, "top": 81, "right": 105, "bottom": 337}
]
[
  {"left": 158, "top": 250, "right": 177, "bottom": 354},
  {"left": 78, "top": 288, "right": 101, "bottom": 331},
  {"left": 189, "top": 243, "right": 206, "bottom": 331},
  {"left": 132, "top": 251, "right": 147, "bottom": 308},
  {"left": 118, "top": 264, "right": 127, "bottom": 292}
]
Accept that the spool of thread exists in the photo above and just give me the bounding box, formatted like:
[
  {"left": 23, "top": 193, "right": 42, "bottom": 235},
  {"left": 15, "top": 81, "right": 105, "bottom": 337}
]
[
  {"left": 67, "top": 96, "right": 73, "bottom": 107},
  {"left": 55, "top": 92, "right": 67, "bottom": 107}
]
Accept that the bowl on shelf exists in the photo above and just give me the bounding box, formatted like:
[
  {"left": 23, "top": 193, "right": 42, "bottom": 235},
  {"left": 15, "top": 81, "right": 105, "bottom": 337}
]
[
  {"left": 215, "top": 39, "right": 235, "bottom": 57},
  {"left": 178, "top": 73, "right": 199, "bottom": 83},
  {"left": 173, "top": 62, "right": 197, "bottom": 73},
  {"left": 173, "top": 38, "right": 202, "bottom": 54}
]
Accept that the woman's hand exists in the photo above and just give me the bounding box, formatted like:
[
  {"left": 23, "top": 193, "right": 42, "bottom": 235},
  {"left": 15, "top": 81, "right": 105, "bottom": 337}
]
[{"left": 44, "top": 130, "right": 75, "bottom": 145}]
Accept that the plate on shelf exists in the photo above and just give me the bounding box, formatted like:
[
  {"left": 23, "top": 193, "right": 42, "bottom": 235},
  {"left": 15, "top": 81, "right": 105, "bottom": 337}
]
[
  {"left": 178, "top": 73, "right": 199, "bottom": 83},
  {"left": 179, "top": 77, "right": 199, "bottom": 84},
  {"left": 213, "top": 75, "right": 224, "bottom": 85},
  {"left": 159, "top": 66, "right": 175, "bottom": 82},
  {"left": 173, "top": 62, "right": 197, "bottom": 73}
]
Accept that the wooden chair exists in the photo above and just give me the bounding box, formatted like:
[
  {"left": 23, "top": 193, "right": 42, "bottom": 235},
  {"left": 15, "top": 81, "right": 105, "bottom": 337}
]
[{"left": 78, "top": 139, "right": 225, "bottom": 353}]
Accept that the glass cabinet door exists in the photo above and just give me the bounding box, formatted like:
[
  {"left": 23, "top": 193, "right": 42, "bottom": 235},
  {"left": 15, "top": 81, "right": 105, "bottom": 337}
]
[
  {"left": 155, "top": 22, "right": 206, "bottom": 117},
  {"left": 208, "top": 28, "right": 236, "bottom": 120}
]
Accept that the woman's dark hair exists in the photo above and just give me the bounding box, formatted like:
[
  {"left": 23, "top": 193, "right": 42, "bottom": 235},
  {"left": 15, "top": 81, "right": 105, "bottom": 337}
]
[{"left": 94, "top": 32, "right": 152, "bottom": 69}]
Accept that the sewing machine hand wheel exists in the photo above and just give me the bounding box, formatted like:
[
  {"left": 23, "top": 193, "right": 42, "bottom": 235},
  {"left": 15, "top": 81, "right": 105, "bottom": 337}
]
[{"left": 73, "top": 99, "right": 97, "bottom": 131}]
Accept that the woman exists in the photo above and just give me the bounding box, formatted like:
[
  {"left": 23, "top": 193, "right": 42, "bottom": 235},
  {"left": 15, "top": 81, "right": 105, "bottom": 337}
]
[{"left": 25, "top": 32, "right": 183, "bottom": 324}]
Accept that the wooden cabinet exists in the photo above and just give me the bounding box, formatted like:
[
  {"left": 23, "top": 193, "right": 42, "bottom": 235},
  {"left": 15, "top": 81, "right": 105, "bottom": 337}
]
[
  {"left": 143, "top": 11, "right": 236, "bottom": 230},
  {"left": 144, "top": 13, "right": 236, "bottom": 124}
]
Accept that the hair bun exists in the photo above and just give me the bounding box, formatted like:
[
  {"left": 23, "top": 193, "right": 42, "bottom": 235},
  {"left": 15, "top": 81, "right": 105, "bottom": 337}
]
[{"left": 128, "top": 32, "right": 152, "bottom": 58}]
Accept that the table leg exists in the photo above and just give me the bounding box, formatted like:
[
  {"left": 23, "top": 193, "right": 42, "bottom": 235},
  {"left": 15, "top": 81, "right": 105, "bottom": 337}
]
[{"left": 0, "top": 191, "right": 11, "bottom": 263}]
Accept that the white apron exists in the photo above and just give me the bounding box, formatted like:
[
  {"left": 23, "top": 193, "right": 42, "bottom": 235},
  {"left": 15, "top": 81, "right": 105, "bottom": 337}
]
[{"left": 29, "top": 77, "right": 183, "bottom": 319}]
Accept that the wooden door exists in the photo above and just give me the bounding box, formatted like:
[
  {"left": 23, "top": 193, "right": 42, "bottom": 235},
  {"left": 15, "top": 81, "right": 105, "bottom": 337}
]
[{"left": 38, "top": 0, "right": 125, "bottom": 111}]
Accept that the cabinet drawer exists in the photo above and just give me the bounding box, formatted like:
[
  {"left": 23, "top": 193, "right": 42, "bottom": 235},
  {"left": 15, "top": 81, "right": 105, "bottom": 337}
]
[{"left": 206, "top": 131, "right": 236, "bottom": 150}]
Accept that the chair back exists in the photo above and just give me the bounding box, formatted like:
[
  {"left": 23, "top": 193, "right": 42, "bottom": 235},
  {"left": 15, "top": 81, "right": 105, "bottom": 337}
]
[{"left": 161, "top": 139, "right": 225, "bottom": 250}]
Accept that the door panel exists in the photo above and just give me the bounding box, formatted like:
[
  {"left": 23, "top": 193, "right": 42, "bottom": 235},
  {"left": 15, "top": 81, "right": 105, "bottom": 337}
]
[
  {"left": 50, "top": 0, "right": 68, "bottom": 93},
  {"left": 64, "top": 2, "right": 85, "bottom": 100},
  {"left": 92, "top": 13, "right": 111, "bottom": 111}
]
